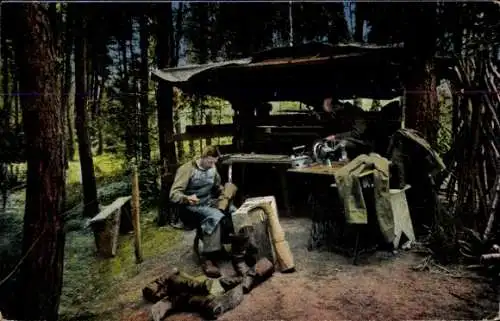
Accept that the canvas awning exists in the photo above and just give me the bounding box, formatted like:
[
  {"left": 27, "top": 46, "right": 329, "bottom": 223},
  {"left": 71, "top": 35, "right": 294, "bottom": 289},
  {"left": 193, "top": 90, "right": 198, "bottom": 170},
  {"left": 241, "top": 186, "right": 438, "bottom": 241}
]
[
  {"left": 151, "top": 42, "right": 452, "bottom": 102},
  {"left": 150, "top": 58, "right": 252, "bottom": 84}
]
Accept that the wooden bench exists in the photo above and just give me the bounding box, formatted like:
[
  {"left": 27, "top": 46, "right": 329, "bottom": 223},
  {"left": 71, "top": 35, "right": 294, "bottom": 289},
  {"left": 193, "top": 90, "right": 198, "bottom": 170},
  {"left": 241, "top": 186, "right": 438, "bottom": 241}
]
[{"left": 88, "top": 196, "right": 133, "bottom": 258}]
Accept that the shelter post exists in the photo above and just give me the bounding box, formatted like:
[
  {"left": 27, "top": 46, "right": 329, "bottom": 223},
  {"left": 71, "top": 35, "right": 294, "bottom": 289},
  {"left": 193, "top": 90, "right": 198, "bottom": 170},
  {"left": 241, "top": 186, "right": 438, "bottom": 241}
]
[
  {"left": 231, "top": 100, "right": 256, "bottom": 153},
  {"left": 156, "top": 81, "right": 178, "bottom": 226}
]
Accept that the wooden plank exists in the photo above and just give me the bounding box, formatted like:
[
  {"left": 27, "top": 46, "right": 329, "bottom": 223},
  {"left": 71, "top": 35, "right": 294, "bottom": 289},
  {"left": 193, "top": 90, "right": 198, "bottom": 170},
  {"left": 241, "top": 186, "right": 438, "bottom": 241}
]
[
  {"left": 287, "top": 163, "right": 346, "bottom": 176},
  {"left": 185, "top": 124, "right": 234, "bottom": 136},
  {"left": 221, "top": 153, "right": 293, "bottom": 165},
  {"left": 89, "top": 196, "right": 132, "bottom": 258},
  {"left": 89, "top": 196, "right": 132, "bottom": 223},
  {"left": 172, "top": 131, "right": 233, "bottom": 142}
]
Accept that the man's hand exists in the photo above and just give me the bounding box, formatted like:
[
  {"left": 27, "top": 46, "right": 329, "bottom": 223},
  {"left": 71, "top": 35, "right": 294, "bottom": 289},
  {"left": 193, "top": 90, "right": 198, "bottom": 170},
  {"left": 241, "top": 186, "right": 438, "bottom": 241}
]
[{"left": 186, "top": 194, "right": 200, "bottom": 205}]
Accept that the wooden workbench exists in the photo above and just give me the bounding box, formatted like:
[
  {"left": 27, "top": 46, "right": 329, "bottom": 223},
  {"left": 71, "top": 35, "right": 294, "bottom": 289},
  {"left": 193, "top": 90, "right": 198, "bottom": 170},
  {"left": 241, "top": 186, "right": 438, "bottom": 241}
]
[{"left": 287, "top": 162, "right": 347, "bottom": 177}]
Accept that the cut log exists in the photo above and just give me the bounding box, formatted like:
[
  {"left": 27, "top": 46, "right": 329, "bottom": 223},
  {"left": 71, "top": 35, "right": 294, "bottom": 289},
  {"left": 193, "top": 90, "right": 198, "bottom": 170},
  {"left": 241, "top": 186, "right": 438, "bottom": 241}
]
[
  {"left": 481, "top": 253, "right": 500, "bottom": 262},
  {"left": 171, "top": 284, "right": 244, "bottom": 320},
  {"left": 232, "top": 203, "right": 274, "bottom": 265},
  {"left": 254, "top": 257, "right": 275, "bottom": 280},
  {"left": 233, "top": 196, "right": 295, "bottom": 272},
  {"left": 88, "top": 196, "right": 132, "bottom": 258},
  {"left": 142, "top": 268, "right": 179, "bottom": 303},
  {"left": 150, "top": 298, "right": 173, "bottom": 321}
]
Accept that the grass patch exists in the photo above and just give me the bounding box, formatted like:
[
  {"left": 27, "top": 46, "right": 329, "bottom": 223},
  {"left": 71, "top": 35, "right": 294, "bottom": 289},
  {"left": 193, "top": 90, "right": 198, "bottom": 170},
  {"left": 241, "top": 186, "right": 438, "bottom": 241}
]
[{"left": 60, "top": 210, "right": 181, "bottom": 321}]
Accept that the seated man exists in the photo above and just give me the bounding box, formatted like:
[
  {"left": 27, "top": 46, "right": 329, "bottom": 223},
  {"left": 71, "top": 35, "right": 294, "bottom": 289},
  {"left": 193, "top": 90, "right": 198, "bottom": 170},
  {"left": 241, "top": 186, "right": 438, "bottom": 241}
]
[
  {"left": 321, "top": 96, "right": 374, "bottom": 158},
  {"left": 169, "top": 145, "right": 235, "bottom": 278}
]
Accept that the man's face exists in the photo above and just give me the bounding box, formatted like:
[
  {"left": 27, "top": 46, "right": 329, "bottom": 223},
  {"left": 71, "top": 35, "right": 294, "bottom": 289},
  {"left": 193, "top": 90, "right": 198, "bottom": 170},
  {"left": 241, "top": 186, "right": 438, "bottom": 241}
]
[
  {"left": 199, "top": 156, "right": 218, "bottom": 169},
  {"left": 323, "top": 97, "right": 333, "bottom": 113}
]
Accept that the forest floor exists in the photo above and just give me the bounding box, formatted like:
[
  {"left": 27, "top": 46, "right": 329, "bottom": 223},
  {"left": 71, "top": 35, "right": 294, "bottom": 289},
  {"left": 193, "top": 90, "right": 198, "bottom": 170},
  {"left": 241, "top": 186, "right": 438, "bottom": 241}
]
[
  {"left": 120, "top": 218, "right": 497, "bottom": 321},
  {"left": 0, "top": 153, "right": 497, "bottom": 320}
]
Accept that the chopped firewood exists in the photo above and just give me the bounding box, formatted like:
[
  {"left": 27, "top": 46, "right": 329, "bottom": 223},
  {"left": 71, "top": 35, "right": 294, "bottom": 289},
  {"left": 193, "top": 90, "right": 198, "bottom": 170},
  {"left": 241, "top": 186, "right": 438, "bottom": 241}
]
[
  {"left": 481, "top": 253, "right": 500, "bottom": 262},
  {"left": 219, "top": 276, "right": 242, "bottom": 292},
  {"left": 142, "top": 268, "right": 179, "bottom": 303},
  {"left": 150, "top": 298, "right": 173, "bottom": 321},
  {"left": 171, "top": 284, "right": 244, "bottom": 320},
  {"left": 243, "top": 257, "right": 275, "bottom": 294},
  {"left": 166, "top": 271, "right": 214, "bottom": 297}
]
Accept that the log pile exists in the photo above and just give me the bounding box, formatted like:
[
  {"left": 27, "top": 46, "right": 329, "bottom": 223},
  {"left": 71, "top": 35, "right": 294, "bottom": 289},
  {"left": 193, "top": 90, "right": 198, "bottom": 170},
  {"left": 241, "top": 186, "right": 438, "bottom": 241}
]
[{"left": 142, "top": 259, "right": 275, "bottom": 320}]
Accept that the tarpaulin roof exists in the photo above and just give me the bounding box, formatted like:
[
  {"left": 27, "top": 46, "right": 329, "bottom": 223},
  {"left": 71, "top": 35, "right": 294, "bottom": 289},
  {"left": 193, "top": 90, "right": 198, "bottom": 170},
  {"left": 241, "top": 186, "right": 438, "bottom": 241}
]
[
  {"left": 150, "top": 58, "right": 252, "bottom": 83},
  {"left": 151, "top": 42, "right": 452, "bottom": 102}
]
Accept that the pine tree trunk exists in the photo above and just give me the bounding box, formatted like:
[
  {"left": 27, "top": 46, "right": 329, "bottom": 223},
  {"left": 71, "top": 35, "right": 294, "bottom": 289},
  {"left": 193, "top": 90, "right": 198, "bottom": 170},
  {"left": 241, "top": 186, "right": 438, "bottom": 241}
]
[
  {"left": 67, "top": 97, "right": 75, "bottom": 161},
  {"left": 120, "top": 37, "right": 134, "bottom": 159},
  {"left": 173, "top": 89, "right": 184, "bottom": 161},
  {"left": 96, "top": 76, "right": 105, "bottom": 155},
  {"left": 14, "top": 4, "right": 66, "bottom": 320},
  {"left": 403, "top": 5, "right": 440, "bottom": 146},
  {"left": 205, "top": 111, "right": 212, "bottom": 146},
  {"left": 62, "top": 6, "right": 74, "bottom": 167},
  {"left": 74, "top": 9, "right": 99, "bottom": 218},
  {"left": 156, "top": 3, "right": 178, "bottom": 226},
  {"left": 354, "top": 3, "right": 364, "bottom": 42},
  {"left": 189, "top": 106, "right": 196, "bottom": 155},
  {"left": 2, "top": 16, "right": 11, "bottom": 131},
  {"left": 139, "top": 15, "right": 151, "bottom": 161},
  {"left": 11, "top": 57, "right": 20, "bottom": 130}
]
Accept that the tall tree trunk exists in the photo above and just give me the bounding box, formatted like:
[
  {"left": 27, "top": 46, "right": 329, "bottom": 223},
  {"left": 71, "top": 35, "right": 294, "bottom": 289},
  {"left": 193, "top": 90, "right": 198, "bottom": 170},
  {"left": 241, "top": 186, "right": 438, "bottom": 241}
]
[
  {"left": 156, "top": 3, "right": 178, "bottom": 226},
  {"left": 11, "top": 57, "right": 20, "bottom": 130},
  {"left": 173, "top": 3, "right": 184, "bottom": 160},
  {"left": 2, "top": 16, "right": 11, "bottom": 131},
  {"left": 205, "top": 111, "right": 212, "bottom": 146},
  {"left": 14, "top": 4, "right": 65, "bottom": 320},
  {"left": 66, "top": 99, "right": 75, "bottom": 161},
  {"left": 404, "top": 6, "right": 440, "bottom": 146},
  {"left": 173, "top": 3, "right": 184, "bottom": 67},
  {"left": 61, "top": 5, "right": 74, "bottom": 167},
  {"left": 119, "top": 37, "right": 134, "bottom": 159},
  {"left": 139, "top": 15, "right": 151, "bottom": 161},
  {"left": 74, "top": 10, "right": 99, "bottom": 218},
  {"left": 354, "top": 3, "right": 364, "bottom": 42},
  {"left": 96, "top": 76, "right": 105, "bottom": 155},
  {"left": 62, "top": 6, "right": 75, "bottom": 162},
  {"left": 173, "top": 90, "right": 184, "bottom": 161}
]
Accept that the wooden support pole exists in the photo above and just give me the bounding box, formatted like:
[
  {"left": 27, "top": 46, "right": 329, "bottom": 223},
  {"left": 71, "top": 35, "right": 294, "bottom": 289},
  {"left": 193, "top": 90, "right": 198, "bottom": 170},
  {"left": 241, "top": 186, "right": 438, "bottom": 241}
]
[{"left": 131, "top": 164, "right": 143, "bottom": 263}]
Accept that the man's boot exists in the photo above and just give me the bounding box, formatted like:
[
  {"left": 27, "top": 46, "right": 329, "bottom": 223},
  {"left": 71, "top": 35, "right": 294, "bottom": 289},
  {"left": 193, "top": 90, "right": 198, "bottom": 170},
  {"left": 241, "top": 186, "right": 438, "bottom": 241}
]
[
  {"left": 230, "top": 231, "right": 254, "bottom": 292},
  {"left": 243, "top": 227, "right": 259, "bottom": 268},
  {"left": 200, "top": 252, "right": 222, "bottom": 278},
  {"left": 229, "top": 233, "right": 249, "bottom": 277}
]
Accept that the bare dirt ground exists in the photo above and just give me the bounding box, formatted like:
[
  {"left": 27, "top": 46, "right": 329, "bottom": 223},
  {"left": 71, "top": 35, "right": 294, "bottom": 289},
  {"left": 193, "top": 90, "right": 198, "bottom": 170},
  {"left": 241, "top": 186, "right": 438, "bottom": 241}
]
[{"left": 121, "top": 218, "right": 496, "bottom": 321}]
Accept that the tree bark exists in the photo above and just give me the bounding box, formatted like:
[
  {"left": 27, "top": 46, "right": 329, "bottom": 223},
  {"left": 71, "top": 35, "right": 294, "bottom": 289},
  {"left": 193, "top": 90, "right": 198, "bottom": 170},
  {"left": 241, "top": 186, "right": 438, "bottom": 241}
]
[
  {"left": 156, "top": 3, "right": 178, "bottom": 226},
  {"left": 403, "top": 6, "right": 440, "bottom": 146},
  {"left": 14, "top": 4, "right": 66, "bottom": 320},
  {"left": 62, "top": 5, "right": 74, "bottom": 167},
  {"left": 1, "top": 16, "right": 11, "bottom": 132},
  {"left": 354, "top": 3, "right": 364, "bottom": 43},
  {"left": 74, "top": 9, "right": 99, "bottom": 218},
  {"left": 96, "top": 76, "right": 105, "bottom": 155},
  {"left": 12, "top": 58, "right": 20, "bottom": 130},
  {"left": 140, "top": 15, "right": 151, "bottom": 161}
]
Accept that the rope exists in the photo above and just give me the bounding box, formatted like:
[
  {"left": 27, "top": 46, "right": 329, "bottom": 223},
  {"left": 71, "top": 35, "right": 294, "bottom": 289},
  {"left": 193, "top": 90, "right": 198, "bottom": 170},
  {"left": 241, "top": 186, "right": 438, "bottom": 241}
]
[
  {"left": 0, "top": 226, "right": 46, "bottom": 288},
  {"left": 0, "top": 192, "right": 122, "bottom": 289}
]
